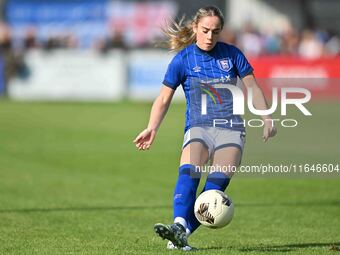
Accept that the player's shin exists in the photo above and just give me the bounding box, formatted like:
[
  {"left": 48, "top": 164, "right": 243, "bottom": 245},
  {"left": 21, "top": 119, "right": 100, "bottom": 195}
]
[{"left": 173, "top": 164, "right": 201, "bottom": 229}]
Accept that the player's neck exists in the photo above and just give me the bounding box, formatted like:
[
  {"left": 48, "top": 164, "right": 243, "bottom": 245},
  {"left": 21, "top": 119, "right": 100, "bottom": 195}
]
[{"left": 194, "top": 43, "right": 217, "bottom": 53}]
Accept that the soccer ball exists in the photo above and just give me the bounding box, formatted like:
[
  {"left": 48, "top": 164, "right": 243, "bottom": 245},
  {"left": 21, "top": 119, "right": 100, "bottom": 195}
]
[{"left": 194, "top": 189, "right": 234, "bottom": 229}]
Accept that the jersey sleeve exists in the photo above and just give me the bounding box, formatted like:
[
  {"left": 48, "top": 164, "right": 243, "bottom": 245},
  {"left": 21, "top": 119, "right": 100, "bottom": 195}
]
[
  {"left": 162, "top": 53, "right": 184, "bottom": 90},
  {"left": 232, "top": 46, "right": 254, "bottom": 78}
]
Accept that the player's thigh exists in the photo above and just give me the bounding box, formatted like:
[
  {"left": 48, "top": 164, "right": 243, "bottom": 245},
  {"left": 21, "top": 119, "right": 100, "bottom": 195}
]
[
  {"left": 211, "top": 146, "right": 242, "bottom": 178},
  {"left": 180, "top": 142, "right": 209, "bottom": 166}
]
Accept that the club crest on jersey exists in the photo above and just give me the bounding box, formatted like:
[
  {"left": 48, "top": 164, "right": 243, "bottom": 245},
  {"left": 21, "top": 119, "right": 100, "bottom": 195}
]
[{"left": 217, "top": 58, "right": 232, "bottom": 72}]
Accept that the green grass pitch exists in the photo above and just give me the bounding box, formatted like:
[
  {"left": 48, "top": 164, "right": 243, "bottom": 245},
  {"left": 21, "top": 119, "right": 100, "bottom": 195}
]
[{"left": 0, "top": 100, "right": 339, "bottom": 254}]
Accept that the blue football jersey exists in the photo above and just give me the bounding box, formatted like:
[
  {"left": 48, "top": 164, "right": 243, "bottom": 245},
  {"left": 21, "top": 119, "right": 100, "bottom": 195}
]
[{"left": 163, "top": 42, "right": 253, "bottom": 132}]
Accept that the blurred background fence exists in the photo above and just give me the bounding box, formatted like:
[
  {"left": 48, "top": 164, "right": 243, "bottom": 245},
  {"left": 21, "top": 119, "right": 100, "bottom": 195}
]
[{"left": 0, "top": 0, "right": 339, "bottom": 101}]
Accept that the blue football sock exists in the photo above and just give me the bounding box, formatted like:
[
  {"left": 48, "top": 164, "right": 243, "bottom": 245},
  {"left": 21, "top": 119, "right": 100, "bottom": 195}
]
[
  {"left": 187, "top": 171, "right": 231, "bottom": 234},
  {"left": 203, "top": 171, "right": 231, "bottom": 192},
  {"left": 173, "top": 164, "right": 201, "bottom": 225}
]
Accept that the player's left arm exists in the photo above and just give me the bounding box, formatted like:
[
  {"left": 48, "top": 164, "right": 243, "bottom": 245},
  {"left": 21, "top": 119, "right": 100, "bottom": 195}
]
[{"left": 242, "top": 73, "right": 277, "bottom": 142}]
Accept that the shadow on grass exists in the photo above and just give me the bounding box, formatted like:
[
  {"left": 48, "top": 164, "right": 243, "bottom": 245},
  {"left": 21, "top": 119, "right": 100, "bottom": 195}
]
[
  {"left": 197, "top": 246, "right": 224, "bottom": 251},
  {"left": 0, "top": 205, "right": 172, "bottom": 214},
  {"left": 239, "top": 242, "right": 340, "bottom": 252}
]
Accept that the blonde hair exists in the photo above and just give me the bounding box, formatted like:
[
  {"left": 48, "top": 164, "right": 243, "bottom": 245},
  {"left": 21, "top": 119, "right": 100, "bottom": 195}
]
[{"left": 162, "top": 6, "right": 224, "bottom": 52}]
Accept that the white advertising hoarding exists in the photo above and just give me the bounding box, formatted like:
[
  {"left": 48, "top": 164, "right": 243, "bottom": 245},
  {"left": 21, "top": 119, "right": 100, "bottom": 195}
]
[{"left": 9, "top": 50, "right": 126, "bottom": 101}]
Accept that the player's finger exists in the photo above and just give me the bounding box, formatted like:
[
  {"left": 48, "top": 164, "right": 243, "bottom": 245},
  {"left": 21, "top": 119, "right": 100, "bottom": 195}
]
[
  {"left": 263, "top": 129, "right": 269, "bottom": 142},
  {"left": 263, "top": 135, "right": 268, "bottom": 142},
  {"left": 133, "top": 134, "right": 145, "bottom": 143},
  {"left": 138, "top": 142, "right": 144, "bottom": 149},
  {"left": 270, "top": 127, "right": 277, "bottom": 137},
  {"left": 133, "top": 136, "right": 141, "bottom": 144},
  {"left": 134, "top": 129, "right": 149, "bottom": 143},
  {"left": 136, "top": 140, "right": 143, "bottom": 146}
]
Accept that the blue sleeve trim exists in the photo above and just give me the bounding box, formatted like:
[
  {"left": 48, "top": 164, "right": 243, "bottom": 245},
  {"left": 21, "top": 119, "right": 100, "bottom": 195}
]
[
  {"left": 239, "top": 68, "right": 254, "bottom": 79},
  {"left": 162, "top": 80, "right": 177, "bottom": 90}
]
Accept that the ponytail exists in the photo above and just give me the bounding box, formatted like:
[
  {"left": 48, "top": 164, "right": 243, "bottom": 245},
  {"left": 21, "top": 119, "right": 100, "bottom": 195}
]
[{"left": 161, "top": 6, "right": 224, "bottom": 52}]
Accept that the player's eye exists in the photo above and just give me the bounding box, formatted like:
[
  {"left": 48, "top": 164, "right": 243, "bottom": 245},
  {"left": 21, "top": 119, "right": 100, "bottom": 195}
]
[{"left": 203, "top": 30, "right": 209, "bottom": 34}]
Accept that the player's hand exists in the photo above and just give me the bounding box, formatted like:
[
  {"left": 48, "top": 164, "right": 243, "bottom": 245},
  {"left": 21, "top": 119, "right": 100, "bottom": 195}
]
[
  {"left": 133, "top": 128, "right": 157, "bottom": 150},
  {"left": 263, "top": 121, "right": 277, "bottom": 142}
]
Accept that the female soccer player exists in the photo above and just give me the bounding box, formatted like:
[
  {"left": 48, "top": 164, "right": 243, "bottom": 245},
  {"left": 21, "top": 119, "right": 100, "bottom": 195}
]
[{"left": 133, "top": 6, "right": 276, "bottom": 251}]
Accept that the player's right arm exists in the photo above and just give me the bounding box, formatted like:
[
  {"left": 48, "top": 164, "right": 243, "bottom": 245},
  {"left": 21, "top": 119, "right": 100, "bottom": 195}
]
[
  {"left": 133, "top": 85, "right": 175, "bottom": 150},
  {"left": 134, "top": 52, "right": 183, "bottom": 150}
]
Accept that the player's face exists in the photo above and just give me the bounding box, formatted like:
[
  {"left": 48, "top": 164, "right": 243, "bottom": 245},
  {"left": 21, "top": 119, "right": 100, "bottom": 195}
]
[{"left": 193, "top": 16, "right": 222, "bottom": 51}]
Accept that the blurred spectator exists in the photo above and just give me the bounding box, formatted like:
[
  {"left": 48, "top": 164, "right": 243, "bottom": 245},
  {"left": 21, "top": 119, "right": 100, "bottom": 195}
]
[
  {"left": 105, "top": 30, "right": 127, "bottom": 50},
  {"left": 63, "top": 35, "right": 79, "bottom": 49},
  {"left": 94, "top": 29, "right": 128, "bottom": 54},
  {"left": 219, "top": 26, "right": 237, "bottom": 45},
  {"left": 0, "top": 22, "right": 25, "bottom": 96},
  {"left": 324, "top": 31, "right": 340, "bottom": 57},
  {"left": 23, "top": 27, "right": 39, "bottom": 51},
  {"left": 263, "top": 31, "right": 281, "bottom": 55},
  {"left": 238, "top": 21, "right": 263, "bottom": 57},
  {"left": 42, "top": 34, "right": 79, "bottom": 51},
  {"left": 0, "top": 19, "right": 338, "bottom": 58},
  {"left": 44, "top": 36, "right": 62, "bottom": 51},
  {"left": 298, "top": 29, "right": 324, "bottom": 59},
  {"left": 281, "top": 25, "right": 300, "bottom": 55}
]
